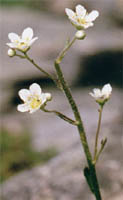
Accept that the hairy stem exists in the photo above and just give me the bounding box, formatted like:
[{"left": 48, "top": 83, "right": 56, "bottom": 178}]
[
  {"left": 55, "top": 61, "right": 102, "bottom": 200},
  {"left": 54, "top": 61, "right": 92, "bottom": 162},
  {"left": 54, "top": 36, "right": 102, "bottom": 199}
]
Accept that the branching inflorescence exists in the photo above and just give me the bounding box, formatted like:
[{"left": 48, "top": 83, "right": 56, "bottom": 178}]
[{"left": 7, "top": 4, "right": 112, "bottom": 200}]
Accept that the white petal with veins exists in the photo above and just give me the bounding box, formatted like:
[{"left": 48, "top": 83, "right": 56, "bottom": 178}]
[
  {"left": 28, "top": 37, "right": 38, "bottom": 46},
  {"left": 19, "top": 89, "right": 31, "bottom": 102},
  {"left": 8, "top": 33, "right": 20, "bottom": 42},
  {"left": 83, "top": 22, "right": 93, "bottom": 29},
  {"left": 29, "top": 83, "right": 42, "bottom": 96},
  {"left": 17, "top": 104, "right": 29, "bottom": 112},
  {"left": 102, "top": 84, "right": 112, "bottom": 97},
  {"left": 86, "top": 11, "right": 99, "bottom": 22},
  {"left": 76, "top": 5, "right": 86, "bottom": 17},
  {"left": 6, "top": 43, "right": 17, "bottom": 48},
  {"left": 22, "top": 27, "right": 33, "bottom": 40},
  {"left": 65, "top": 8, "right": 75, "bottom": 19}
]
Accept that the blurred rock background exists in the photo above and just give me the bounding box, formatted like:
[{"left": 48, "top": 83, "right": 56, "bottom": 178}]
[{"left": 0, "top": 0, "right": 123, "bottom": 200}]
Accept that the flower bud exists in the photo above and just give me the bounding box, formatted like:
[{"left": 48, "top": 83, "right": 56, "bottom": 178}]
[
  {"left": 8, "top": 48, "right": 16, "bottom": 57},
  {"left": 75, "top": 30, "right": 86, "bottom": 40},
  {"left": 45, "top": 93, "right": 52, "bottom": 101}
]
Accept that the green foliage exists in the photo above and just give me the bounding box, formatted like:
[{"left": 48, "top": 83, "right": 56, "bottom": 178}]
[
  {"left": 0, "top": 129, "right": 57, "bottom": 183},
  {"left": 0, "top": 0, "right": 34, "bottom": 8},
  {"left": 0, "top": 0, "right": 26, "bottom": 6},
  {"left": 0, "top": 0, "right": 50, "bottom": 12}
]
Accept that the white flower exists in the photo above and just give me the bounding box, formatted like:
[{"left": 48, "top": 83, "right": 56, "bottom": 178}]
[
  {"left": 90, "top": 84, "right": 112, "bottom": 105},
  {"left": 17, "top": 83, "right": 52, "bottom": 113},
  {"left": 7, "top": 27, "right": 38, "bottom": 52},
  {"left": 8, "top": 48, "right": 16, "bottom": 57},
  {"left": 65, "top": 5, "right": 99, "bottom": 30}
]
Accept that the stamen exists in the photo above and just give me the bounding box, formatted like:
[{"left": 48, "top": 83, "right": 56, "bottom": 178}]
[{"left": 30, "top": 97, "right": 42, "bottom": 109}]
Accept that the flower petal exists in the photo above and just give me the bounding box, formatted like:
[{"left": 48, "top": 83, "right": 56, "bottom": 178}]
[
  {"left": 18, "top": 89, "right": 30, "bottom": 102},
  {"left": 28, "top": 37, "right": 38, "bottom": 46},
  {"left": 102, "top": 84, "right": 112, "bottom": 96},
  {"left": 76, "top": 5, "right": 86, "bottom": 17},
  {"left": 6, "top": 43, "right": 17, "bottom": 48},
  {"left": 65, "top": 8, "right": 76, "bottom": 19},
  {"left": 29, "top": 83, "right": 42, "bottom": 96},
  {"left": 29, "top": 107, "right": 39, "bottom": 114},
  {"left": 22, "top": 27, "right": 33, "bottom": 40},
  {"left": 17, "top": 104, "right": 29, "bottom": 112},
  {"left": 89, "top": 92, "right": 95, "bottom": 98},
  {"left": 83, "top": 22, "right": 93, "bottom": 29},
  {"left": 93, "top": 89, "right": 102, "bottom": 97},
  {"left": 8, "top": 33, "right": 20, "bottom": 42},
  {"left": 86, "top": 10, "right": 99, "bottom": 22}
]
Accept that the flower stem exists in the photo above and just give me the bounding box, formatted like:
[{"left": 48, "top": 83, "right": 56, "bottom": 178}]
[
  {"left": 16, "top": 54, "right": 26, "bottom": 59},
  {"left": 94, "top": 106, "right": 103, "bottom": 162},
  {"left": 54, "top": 36, "right": 102, "bottom": 199},
  {"left": 54, "top": 61, "right": 92, "bottom": 160},
  {"left": 56, "top": 36, "right": 76, "bottom": 64},
  {"left": 94, "top": 137, "right": 107, "bottom": 164},
  {"left": 55, "top": 37, "right": 92, "bottom": 165},
  {"left": 23, "top": 52, "right": 59, "bottom": 87},
  {"left": 54, "top": 61, "right": 102, "bottom": 200},
  {"left": 42, "top": 107, "right": 78, "bottom": 126}
]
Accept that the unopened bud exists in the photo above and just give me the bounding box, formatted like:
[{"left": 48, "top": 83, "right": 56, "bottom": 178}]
[
  {"left": 45, "top": 93, "right": 52, "bottom": 101},
  {"left": 8, "top": 49, "right": 16, "bottom": 57},
  {"left": 75, "top": 30, "right": 86, "bottom": 40}
]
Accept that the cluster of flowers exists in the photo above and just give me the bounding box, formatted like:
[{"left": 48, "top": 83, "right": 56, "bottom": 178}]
[{"left": 7, "top": 4, "right": 112, "bottom": 113}]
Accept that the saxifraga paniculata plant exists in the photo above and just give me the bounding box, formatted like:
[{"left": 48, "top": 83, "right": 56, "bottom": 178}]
[{"left": 7, "top": 4, "right": 113, "bottom": 200}]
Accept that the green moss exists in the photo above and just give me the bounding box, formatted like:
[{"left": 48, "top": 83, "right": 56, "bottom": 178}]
[{"left": 0, "top": 129, "right": 57, "bottom": 183}]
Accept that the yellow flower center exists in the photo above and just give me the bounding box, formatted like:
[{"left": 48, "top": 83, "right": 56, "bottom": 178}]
[
  {"left": 77, "top": 18, "right": 86, "bottom": 25},
  {"left": 30, "top": 97, "right": 42, "bottom": 109},
  {"left": 16, "top": 42, "right": 29, "bottom": 51}
]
